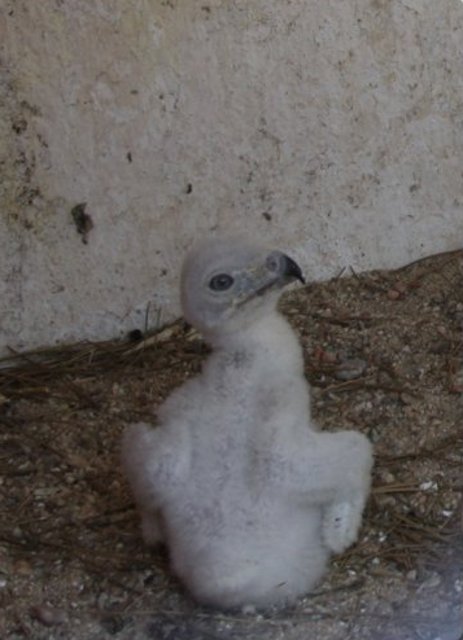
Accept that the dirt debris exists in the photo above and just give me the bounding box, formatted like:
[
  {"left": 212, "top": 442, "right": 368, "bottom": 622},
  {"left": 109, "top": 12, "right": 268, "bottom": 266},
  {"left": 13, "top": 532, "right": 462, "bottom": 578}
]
[{"left": 0, "top": 249, "right": 462, "bottom": 640}]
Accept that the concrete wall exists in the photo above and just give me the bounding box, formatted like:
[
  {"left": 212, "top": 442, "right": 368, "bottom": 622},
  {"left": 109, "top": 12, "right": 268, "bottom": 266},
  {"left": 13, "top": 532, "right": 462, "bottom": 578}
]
[{"left": 1, "top": 0, "right": 463, "bottom": 353}]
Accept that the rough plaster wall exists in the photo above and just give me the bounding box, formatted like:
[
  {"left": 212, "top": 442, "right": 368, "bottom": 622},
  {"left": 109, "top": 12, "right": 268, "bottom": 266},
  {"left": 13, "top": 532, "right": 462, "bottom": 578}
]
[{"left": 1, "top": 0, "right": 463, "bottom": 353}]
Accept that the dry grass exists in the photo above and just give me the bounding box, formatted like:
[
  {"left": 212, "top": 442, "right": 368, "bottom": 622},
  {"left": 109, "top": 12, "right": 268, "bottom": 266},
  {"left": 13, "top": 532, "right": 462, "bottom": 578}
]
[{"left": 1, "top": 250, "right": 462, "bottom": 639}]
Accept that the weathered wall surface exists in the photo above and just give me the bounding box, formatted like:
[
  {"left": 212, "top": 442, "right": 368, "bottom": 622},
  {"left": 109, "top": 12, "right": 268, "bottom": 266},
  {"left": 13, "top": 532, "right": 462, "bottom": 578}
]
[{"left": 1, "top": 0, "right": 462, "bottom": 352}]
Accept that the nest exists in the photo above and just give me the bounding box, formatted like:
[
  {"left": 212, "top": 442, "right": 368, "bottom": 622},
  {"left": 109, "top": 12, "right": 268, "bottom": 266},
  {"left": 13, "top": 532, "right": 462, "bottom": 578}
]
[{"left": 1, "top": 250, "right": 462, "bottom": 640}]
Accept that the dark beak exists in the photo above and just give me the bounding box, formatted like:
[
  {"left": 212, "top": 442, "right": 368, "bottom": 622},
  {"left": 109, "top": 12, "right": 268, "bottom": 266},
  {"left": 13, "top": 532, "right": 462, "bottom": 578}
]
[
  {"left": 238, "top": 251, "right": 306, "bottom": 306},
  {"left": 282, "top": 254, "right": 305, "bottom": 284}
]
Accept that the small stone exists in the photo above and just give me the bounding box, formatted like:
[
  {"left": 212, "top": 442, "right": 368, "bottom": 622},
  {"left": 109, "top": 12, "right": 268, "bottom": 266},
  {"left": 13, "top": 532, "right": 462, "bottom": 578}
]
[
  {"left": 14, "top": 559, "right": 33, "bottom": 575},
  {"left": 400, "top": 392, "right": 414, "bottom": 405},
  {"left": 378, "top": 470, "right": 395, "bottom": 484},
  {"left": 449, "top": 367, "right": 463, "bottom": 393},
  {"left": 97, "top": 592, "right": 108, "bottom": 609},
  {"left": 335, "top": 358, "right": 367, "bottom": 381},
  {"left": 375, "top": 494, "right": 396, "bottom": 509},
  {"left": 419, "top": 480, "right": 438, "bottom": 491},
  {"left": 374, "top": 600, "right": 394, "bottom": 616},
  {"left": 31, "top": 604, "right": 67, "bottom": 626},
  {"left": 406, "top": 569, "right": 417, "bottom": 581},
  {"left": 242, "top": 604, "right": 256, "bottom": 615},
  {"left": 320, "top": 349, "right": 338, "bottom": 364},
  {"left": 387, "top": 288, "right": 401, "bottom": 300},
  {"left": 417, "top": 573, "right": 441, "bottom": 591}
]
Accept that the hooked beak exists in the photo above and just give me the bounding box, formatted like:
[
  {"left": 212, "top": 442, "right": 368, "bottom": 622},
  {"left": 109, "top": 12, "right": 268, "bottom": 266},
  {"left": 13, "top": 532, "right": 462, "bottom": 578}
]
[
  {"left": 233, "top": 249, "right": 306, "bottom": 311},
  {"left": 251, "top": 251, "right": 305, "bottom": 299},
  {"left": 280, "top": 253, "right": 305, "bottom": 284}
]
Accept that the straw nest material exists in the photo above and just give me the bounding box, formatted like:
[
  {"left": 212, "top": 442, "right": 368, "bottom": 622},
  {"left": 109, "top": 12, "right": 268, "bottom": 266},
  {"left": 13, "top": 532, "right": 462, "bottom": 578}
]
[{"left": 1, "top": 250, "right": 462, "bottom": 640}]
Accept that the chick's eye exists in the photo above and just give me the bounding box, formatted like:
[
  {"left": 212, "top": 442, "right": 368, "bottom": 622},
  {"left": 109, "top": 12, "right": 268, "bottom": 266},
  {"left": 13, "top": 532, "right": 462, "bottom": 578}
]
[{"left": 209, "top": 273, "right": 234, "bottom": 291}]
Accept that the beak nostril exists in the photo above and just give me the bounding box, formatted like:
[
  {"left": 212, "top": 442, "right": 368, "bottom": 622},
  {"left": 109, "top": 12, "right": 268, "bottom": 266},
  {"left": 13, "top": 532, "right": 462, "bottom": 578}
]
[{"left": 265, "top": 254, "right": 280, "bottom": 273}]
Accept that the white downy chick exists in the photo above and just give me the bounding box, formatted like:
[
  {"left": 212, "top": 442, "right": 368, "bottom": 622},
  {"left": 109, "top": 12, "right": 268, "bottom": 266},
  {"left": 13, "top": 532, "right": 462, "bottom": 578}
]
[{"left": 122, "top": 235, "right": 373, "bottom": 609}]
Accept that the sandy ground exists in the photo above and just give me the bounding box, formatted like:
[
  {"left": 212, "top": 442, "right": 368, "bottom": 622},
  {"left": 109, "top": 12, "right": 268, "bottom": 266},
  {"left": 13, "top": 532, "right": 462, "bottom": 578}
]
[{"left": 1, "top": 249, "right": 462, "bottom": 640}]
